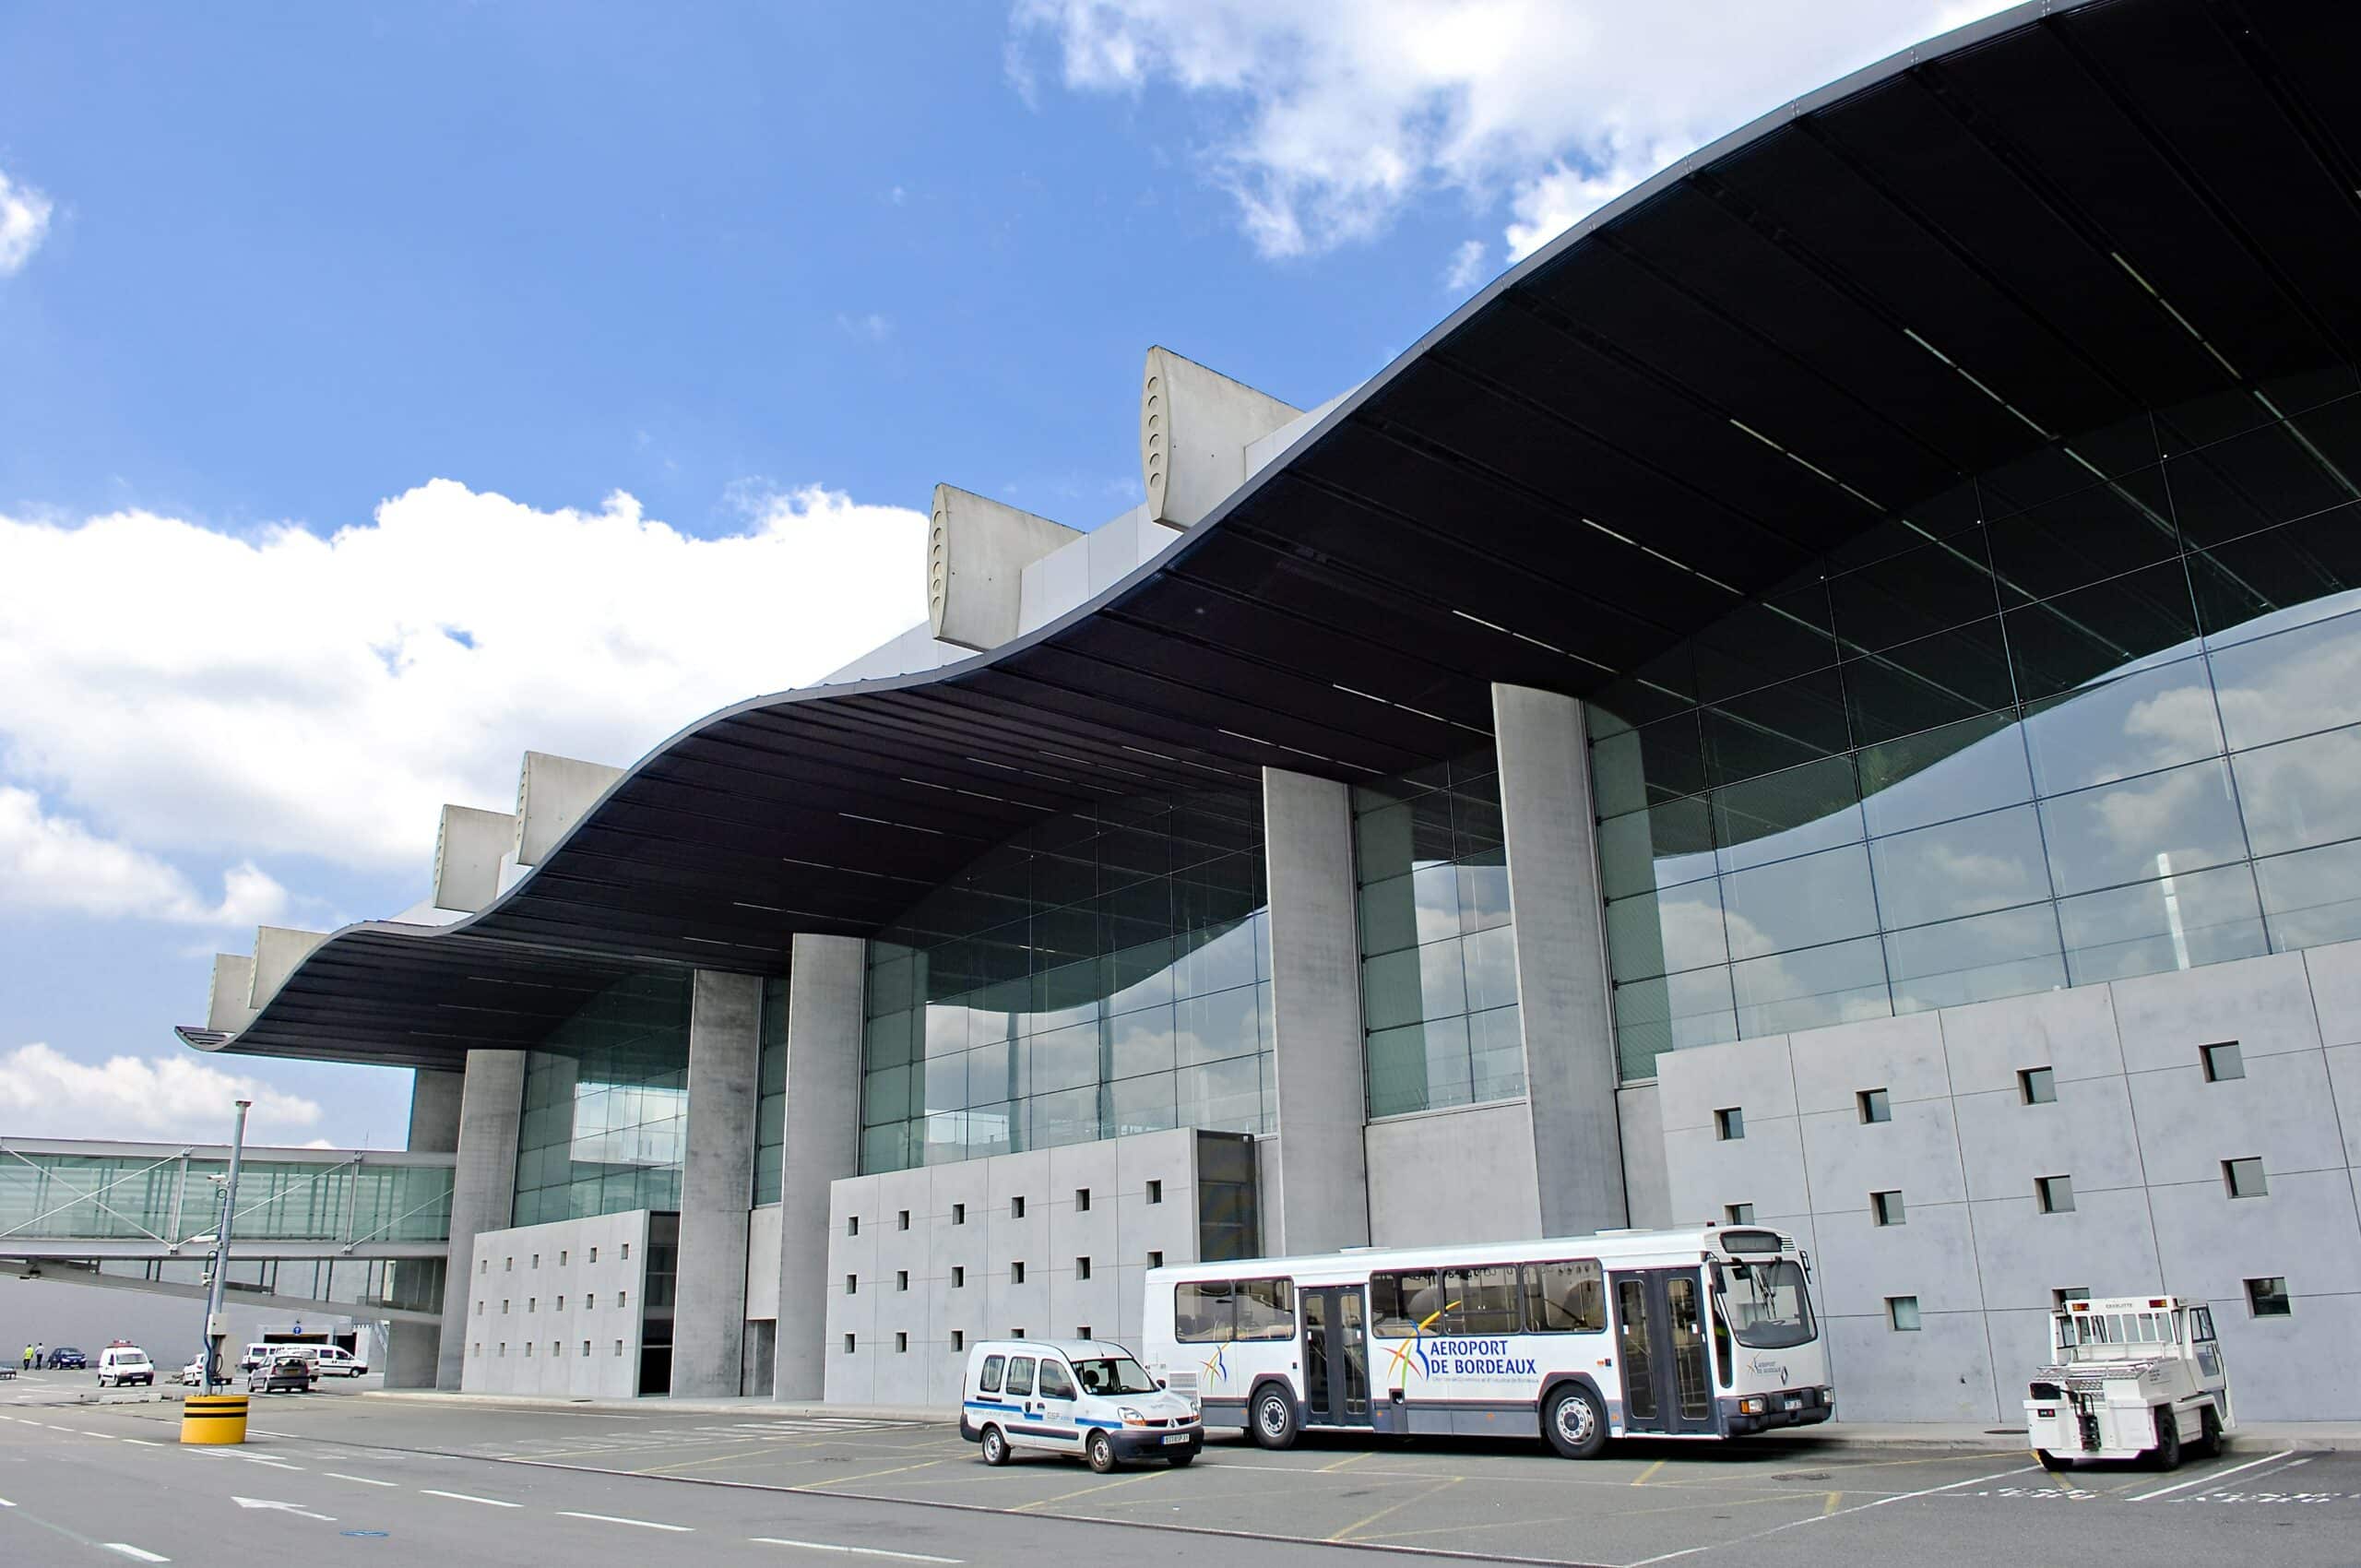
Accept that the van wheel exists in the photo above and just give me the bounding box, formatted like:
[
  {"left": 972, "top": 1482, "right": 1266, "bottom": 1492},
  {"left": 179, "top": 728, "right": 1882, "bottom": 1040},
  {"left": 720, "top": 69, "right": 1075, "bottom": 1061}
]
[
  {"left": 1543, "top": 1384, "right": 1608, "bottom": 1460},
  {"left": 1086, "top": 1431, "right": 1119, "bottom": 1474},
  {"left": 2149, "top": 1408, "right": 2181, "bottom": 1470},
  {"left": 1252, "top": 1387, "right": 1299, "bottom": 1451},
  {"left": 2195, "top": 1406, "right": 2224, "bottom": 1459},
  {"left": 979, "top": 1425, "right": 1010, "bottom": 1466}
]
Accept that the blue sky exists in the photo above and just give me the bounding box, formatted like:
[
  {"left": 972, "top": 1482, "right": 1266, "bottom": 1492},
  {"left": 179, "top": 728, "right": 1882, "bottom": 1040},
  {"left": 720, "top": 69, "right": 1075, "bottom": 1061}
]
[{"left": 0, "top": 1, "right": 2003, "bottom": 1149}]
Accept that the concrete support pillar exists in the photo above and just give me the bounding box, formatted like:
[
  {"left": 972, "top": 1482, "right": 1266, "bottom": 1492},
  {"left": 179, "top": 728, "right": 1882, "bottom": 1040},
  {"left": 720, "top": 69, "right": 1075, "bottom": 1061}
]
[
  {"left": 434, "top": 1048, "right": 526, "bottom": 1392},
  {"left": 1261, "top": 767, "right": 1370, "bottom": 1255},
  {"left": 407, "top": 1069, "right": 465, "bottom": 1154},
  {"left": 672, "top": 969, "right": 765, "bottom": 1398},
  {"left": 775, "top": 934, "right": 864, "bottom": 1400},
  {"left": 1493, "top": 683, "right": 1627, "bottom": 1236},
  {"left": 384, "top": 1319, "right": 440, "bottom": 1388}
]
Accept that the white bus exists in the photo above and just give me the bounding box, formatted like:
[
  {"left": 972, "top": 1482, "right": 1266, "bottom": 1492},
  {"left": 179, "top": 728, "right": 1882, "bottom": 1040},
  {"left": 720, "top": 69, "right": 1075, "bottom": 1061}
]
[{"left": 1142, "top": 1225, "right": 1830, "bottom": 1458}]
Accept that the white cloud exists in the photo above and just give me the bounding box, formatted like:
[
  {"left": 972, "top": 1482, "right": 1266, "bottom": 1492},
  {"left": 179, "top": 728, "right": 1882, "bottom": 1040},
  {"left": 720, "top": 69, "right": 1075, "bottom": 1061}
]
[
  {"left": 1010, "top": 0, "right": 2017, "bottom": 259},
  {"left": 0, "top": 1042, "right": 324, "bottom": 1145},
  {"left": 1442, "top": 238, "right": 1488, "bottom": 293},
  {"left": 0, "top": 786, "right": 288, "bottom": 926},
  {"left": 836, "top": 311, "right": 895, "bottom": 342},
  {"left": 0, "top": 165, "right": 52, "bottom": 275},
  {"left": 0, "top": 481, "right": 928, "bottom": 874}
]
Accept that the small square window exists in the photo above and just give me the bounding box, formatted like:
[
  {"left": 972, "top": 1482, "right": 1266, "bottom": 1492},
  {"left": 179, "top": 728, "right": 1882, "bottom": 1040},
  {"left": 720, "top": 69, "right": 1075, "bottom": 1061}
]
[
  {"left": 528, "top": 1297, "right": 537, "bottom": 1313},
  {"left": 1872, "top": 1190, "right": 1905, "bottom": 1227},
  {"left": 560, "top": 1250, "right": 569, "bottom": 1265},
  {"left": 586, "top": 1293, "right": 595, "bottom": 1309},
  {"left": 847, "top": 1216, "right": 860, "bottom": 1237},
  {"left": 1011, "top": 1328, "right": 1026, "bottom": 1339},
  {"left": 1147, "top": 1250, "right": 1164, "bottom": 1269},
  {"left": 505, "top": 1257, "right": 513, "bottom": 1272},
  {"left": 556, "top": 1295, "right": 565, "bottom": 1311},
  {"left": 589, "top": 1246, "right": 598, "bottom": 1263},
  {"left": 1077, "top": 1324, "right": 1093, "bottom": 1339},
  {"left": 622, "top": 1243, "right": 630, "bottom": 1261},
  {"left": 1012, "top": 1196, "right": 1026, "bottom": 1219},
  {"left": 896, "top": 1333, "right": 908, "bottom": 1354},
  {"left": 2201, "top": 1041, "right": 2245, "bottom": 1082},
  {"left": 1012, "top": 1261, "right": 1026, "bottom": 1284},
  {"left": 614, "top": 1339, "right": 623, "bottom": 1356},
  {"left": 952, "top": 1265, "right": 966, "bottom": 1289},
  {"left": 1725, "top": 1203, "right": 1755, "bottom": 1226},
  {"left": 479, "top": 1259, "right": 488, "bottom": 1276},
  {"left": 532, "top": 1253, "right": 540, "bottom": 1268},
  {"left": 1714, "top": 1107, "right": 1744, "bottom": 1141},
  {"left": 2035, "top": 1175, "right": 2074, "bottom": 1215},
  {"left": 844, "top": 1334, "right": 857, "bottom": 1353},
  {"left": 2245, "top": 1277, "right": 2291, "bottom": 1317},
  {"left": 953, "top": 1203, "right": 966, "bottom": 1225},
  {"left": 951, "top": 1330, "right": 965, "bottom": 1352},
  {"left": 1857, "top": 1088, "right": 1891, "bottom": 1124},
  {"left": 499, "top": 1342, "right": 506, "bottom": 1357},
  {"left": 617, "top": 1290, "right": 627, "bottom": 1310},
  {"left": 896, "top": 1270, "right": 909, "bottom": 1292},
  {"left": 477, "top": 1301, "right": 484, "bottom": 1316},
  {"left": 503, "top": 1300, "right": 510, "bottom": 1313},
  {"left": 471, "top": 1343, "right": 480, "bottom": 1357},
  {"left": 581, "top": 1339, "right": 590, "bottom": 1358},
  {"left": 1887, "top": 1296, "right": 1921, "bottom": 1332},
  {"left": 2019, "top": 1067, "right": 2056, "bottom": 1105},
  {"left": 2053, "top": 1288, "right": 2089, "bottom": 1310},
  {"left": 898, "top": 1209, "right": 910, "bottom": 1231},
  {"left": 1075, "top": 1256, "right": 1092, "bottom": 1280},
  {"left": 526, "top": 1342, "right": 534, "bottom": 1357},
  {"left": 1075, "top": 1188, "right": 1091, "bottom": 1212},
  {"left": 846, "top": 1274, "right": 859, "bottom": 1295},
  {"left": 1145, "top": 1181, "right": 1163, "bottom": 1206},
  {"left": 2225, "top": 1158, "right": 2268, "bottom": 1199}
]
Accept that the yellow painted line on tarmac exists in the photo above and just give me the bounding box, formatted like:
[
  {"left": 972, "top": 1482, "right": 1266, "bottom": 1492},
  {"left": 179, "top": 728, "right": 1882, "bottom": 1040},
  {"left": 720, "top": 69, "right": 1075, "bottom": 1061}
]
[
  {"left": 632, "top": 1443, "right": 808, "bottom": 1476},
  {"left": 1320, "top": 1450, "right": 1373, "bottom": 1474},
  {"left": 1328, "top": 1476, "right": 1463, "bottom": 1541},
  {"left": 801, "top": 1458, "right": 946, "bottom": 1489},
  {"left": 1013, "top": 1467, "right": 1167, "bottom": 1513},
  {"left": 1822, "top": 1491, "right": 1843, "bottom": 1515},
  {"left": 1631, "top": 1458, "right": 1667, "bottom": 1487},
  {"left": 1367, "top": 1486, "right": 1809, "bottom": 1546}
]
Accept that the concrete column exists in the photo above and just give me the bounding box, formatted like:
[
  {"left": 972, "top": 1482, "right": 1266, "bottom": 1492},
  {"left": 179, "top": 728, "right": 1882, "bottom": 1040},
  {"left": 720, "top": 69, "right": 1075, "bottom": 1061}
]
[
  {"left": 671, "top": 969, "right": 765, "bottom": 1398},
  {"left": 407, "top": 1069, "right": 464, "bottom": 1154},
  {"left": 775, "top": 934, "right": 865, "bottom": 1400},
  {"left": 1261, "top": 767, "right": 1370, "bottom": 1254},
  {"left": 1494, "top": 683, "right": 1627, "bottom": 1236},
  {"left": 384, "top": 1319, "right": 439, "bottom": 1388},
  {"left": 434, "top": 1048, "right": 526, "bottom": 1391}
]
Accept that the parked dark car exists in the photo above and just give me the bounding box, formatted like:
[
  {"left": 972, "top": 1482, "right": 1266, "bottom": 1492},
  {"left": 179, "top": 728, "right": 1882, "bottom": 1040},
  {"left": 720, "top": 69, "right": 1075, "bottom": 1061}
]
[
  {"left": 44, "top": 1347, "right": 85, "bottom": 1370},
  {"left": 249, "top": 1353, "right": 314, "bottom": 1395}
]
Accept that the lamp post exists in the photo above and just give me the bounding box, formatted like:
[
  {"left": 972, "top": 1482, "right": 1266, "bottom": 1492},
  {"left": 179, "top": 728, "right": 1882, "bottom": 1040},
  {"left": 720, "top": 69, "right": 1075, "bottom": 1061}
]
[{"left": 198, "top": 1099, "right": 252, "bottom": 1394}]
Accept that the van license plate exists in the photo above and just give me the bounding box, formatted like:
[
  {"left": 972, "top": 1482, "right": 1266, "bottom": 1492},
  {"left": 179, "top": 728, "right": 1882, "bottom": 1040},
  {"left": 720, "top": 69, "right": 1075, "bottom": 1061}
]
[
  {"left": 1782, "top": 1396, "right": 1802, "bottom": 1411},
  {"left": 1162, "top": 1434, "right": 1191, "bottom": 1445}
]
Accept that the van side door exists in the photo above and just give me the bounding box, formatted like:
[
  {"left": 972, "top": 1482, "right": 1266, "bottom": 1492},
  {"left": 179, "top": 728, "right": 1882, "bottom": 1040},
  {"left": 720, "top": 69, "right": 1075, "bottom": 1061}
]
[
  {"left": 1035, "top": 1357, "right": 1084, "bottom": 1453},
  {"left": 1002, "top": 1356, "right": 1041, "bottom": 1449}
]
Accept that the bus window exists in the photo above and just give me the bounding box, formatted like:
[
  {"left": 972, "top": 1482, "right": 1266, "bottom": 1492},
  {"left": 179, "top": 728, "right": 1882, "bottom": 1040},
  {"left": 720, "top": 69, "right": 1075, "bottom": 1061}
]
[
  {"left": 1714, "top": 1258, "right": 1814, "bottom": 1349},
  {"left": 1370, "top": 1270, "right": 1442, "bottom": 1337},
  {"left": 1235, "top": 1278, "right": 1298, "bottom": 1341},
  {"left": 1524, "top": 1260, "right": 1605, "bottom": 1333},
  {"left": 1445, "top": 1266, "right": 1521, "bottom": 1335},
  {"left": 1176, "top": 1281, "right": 1236, "bottom": 1343}
]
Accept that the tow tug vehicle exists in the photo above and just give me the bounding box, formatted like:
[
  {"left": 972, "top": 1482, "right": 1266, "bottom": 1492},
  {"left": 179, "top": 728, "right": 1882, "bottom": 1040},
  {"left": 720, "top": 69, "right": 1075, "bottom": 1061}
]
[{"left": 2025, "top": 1295, "right": 2231, "bottom": 1469}]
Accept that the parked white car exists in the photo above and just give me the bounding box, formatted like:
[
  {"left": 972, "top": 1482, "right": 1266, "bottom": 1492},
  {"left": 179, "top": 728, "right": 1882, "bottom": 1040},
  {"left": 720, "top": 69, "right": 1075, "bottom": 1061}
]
[
  {"left": 95, "top": 1346, "right": 155, "bottom": 1388},
  {"left": 959, "top": 1338, "right": 1202, "bottom": 1472},
  {"left": 180, "top": 1358, "right": 205, "bottom": 1386}
]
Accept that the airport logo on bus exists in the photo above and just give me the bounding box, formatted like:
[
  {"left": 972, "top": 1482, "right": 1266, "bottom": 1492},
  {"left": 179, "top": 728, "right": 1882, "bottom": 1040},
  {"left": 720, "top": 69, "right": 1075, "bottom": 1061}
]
[
  {"left": 1382, "top": 1301, "right": 1539, "bottom": 1389},
  {"left": 1199, "top": 1342, "right": 1230, "bottom": 1386}
]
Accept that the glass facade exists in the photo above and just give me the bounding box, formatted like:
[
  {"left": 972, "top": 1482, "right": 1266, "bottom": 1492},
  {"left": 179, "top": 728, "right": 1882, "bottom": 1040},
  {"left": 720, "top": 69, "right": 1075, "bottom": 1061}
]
[
  {"left": 1596, "top": 385, "right": 2361, "bottom": 1081},
  {"left": 753, "top": 975, "right": 789, "bottom": 1206},
  {"left": 1353, "top": 746, "right": 1525, "bottom": 1118},
  {"left": 0, "top": 1151, "right": 452, "bottom": 1245},
  {"left": 860, "top": 788, "right": 1273, "bottom": 1175},
  {"left": 511, "top": 973, "right": 694, "bottom": 1226}
]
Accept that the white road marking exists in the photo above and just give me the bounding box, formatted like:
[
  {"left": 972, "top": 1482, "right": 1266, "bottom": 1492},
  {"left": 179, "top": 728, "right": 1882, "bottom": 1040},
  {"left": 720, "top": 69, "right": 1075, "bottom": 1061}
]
[
  {"left": 421, "top": 1489, "right": 520, "bottom": 1507},
  {"left": 233, "top": 1496, "right": 336, "bottom": 1522},
  {"left": 2130, "top": 1449, "right": 2298, "bottom": 1502},
  {"left": 325, "top": 1472, "right": 398, "bottom": 1487},
  {"left": 0, "top": 1496, "right": 14, "bottom": 1506},
  {"left": 558, "top": 1511, "right": 693, "bottom": 1531},
  {"left": 751, "top": 1538, "right": 962, "bottom": 1563},
  {"left": 225, "top": 1455, "right": 303, "bottom": 1470},
  {"left": 1621, "top": 1463, "right": 2041, "bottom": 1566},
  {"left": 105, "top": 1548, "right": 171, "bottom": 1563}
]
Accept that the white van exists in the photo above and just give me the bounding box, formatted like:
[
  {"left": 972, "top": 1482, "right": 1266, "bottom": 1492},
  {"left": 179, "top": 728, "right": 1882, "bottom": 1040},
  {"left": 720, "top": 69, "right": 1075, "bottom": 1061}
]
[
  {"left": 95, "top": 1346, "right": 155, "bottom": 1388},
  {"left": 959, "top": 1338, "right": 1202, "bottom": 1473},
  {"left": 303, "top": 1345, "right": 367, "bottom": 1378}
]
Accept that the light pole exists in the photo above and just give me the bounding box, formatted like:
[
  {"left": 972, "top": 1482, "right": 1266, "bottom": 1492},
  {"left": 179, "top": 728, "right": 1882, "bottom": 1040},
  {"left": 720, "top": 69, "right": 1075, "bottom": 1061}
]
[{"left": 198, "top": 1099, "right": 252, "bottom": 1395}]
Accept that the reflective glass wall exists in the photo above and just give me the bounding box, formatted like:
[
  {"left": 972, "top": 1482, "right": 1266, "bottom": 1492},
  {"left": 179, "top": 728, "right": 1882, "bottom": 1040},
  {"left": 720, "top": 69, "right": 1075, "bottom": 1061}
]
[
  {"left": 1596, "top": 385, "right": 2361, "bottom": 1082},
  {"left": 512, "top": 973, "right": 694, "bottom": 1225},
  {"left": 860, "top": 789, "right": 1272, "bottom": 1175},
  {"left": 1353, "top": 747, "right": 1525, "bottom": 1117}
]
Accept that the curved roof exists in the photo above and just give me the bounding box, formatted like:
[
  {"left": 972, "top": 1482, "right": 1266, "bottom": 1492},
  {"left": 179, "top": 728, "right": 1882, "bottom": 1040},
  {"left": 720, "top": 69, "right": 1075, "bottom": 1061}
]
[{"left": 197, "top": 0, "right": 2361, "bottom": 1070}]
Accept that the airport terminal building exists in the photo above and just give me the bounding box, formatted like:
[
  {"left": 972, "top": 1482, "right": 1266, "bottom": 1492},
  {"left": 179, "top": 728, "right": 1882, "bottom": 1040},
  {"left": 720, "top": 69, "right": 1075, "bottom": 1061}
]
[{"left": 184, "top": 0, "right": 2361, "bottom": 1421}]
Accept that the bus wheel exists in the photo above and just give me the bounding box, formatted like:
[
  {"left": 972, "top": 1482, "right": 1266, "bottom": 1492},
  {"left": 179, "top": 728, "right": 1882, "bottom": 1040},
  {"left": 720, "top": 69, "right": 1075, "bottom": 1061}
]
[
  {"left": 1252, "top": 1386, "right": 1299, "bottom": 1451},
  {"left": 2149, "top": 1408, "right": 2181, "bottom": 1470},
  {"left": 1543, "top": 1384, "right": 1608, "bottom": 1460},
  {"left": 979, "top": 1425, "right": 1011, "bottom": 1466}
]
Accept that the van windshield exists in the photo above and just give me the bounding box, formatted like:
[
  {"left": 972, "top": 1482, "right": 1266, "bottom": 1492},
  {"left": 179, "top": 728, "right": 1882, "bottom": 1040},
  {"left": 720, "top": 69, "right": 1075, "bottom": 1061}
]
[
  {"left": 1716, "top": 1259, "right": 1815, "bottom": 1349},
  {"left": 1071, "top": 1356, "right": 1159, "bottom": 1396}
]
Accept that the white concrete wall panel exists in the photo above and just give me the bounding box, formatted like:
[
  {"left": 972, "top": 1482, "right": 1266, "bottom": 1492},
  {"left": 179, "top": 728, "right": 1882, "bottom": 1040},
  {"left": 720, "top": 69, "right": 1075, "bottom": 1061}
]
[
  {"left": 1939, "top": 985, "right": 2123, "bottom": 1089},
  {"left": 435, "top": 1049, "right": 526, "bottom": 1391},
  {"left": 245, "top": 926, "right": 327, "bottom": 1009},
  {"left": 513, "top": 752, "right": 623, "bottom": 868},
  {"left": 1824, "top": 1311, "right": 1998, "bottom": 1423},
  {"left": 461, "top": 1210, "right": 650, "bottom": 1398},
  {"left": 1140, "top": 346, "right": 1299, "bottom": 529},
  {"left": 2306, "top": 940, "right": 2361, "bottom": 1047},
  {"left": 1365, "top": 1101, "right": 1541, "bottom": 1246},
  {"left": 674, "top": 969, "right": 764, "bottom": 1397},
  {"left": 1954, "top": 1074, "right": 2145, "bottom": 1202},
  {"left": 2110, "top": 950, "right": 2321, "bottom": 1072},
  {"left": 207, "top": 954, "right": 259, "bottom": 1033},
  {"left": 745, "top": 1204, "right": 782, "bottom": 1322},
  {"left": 777, "top": 933, "right": 865, "bottom": 1400},
  {"left": 1618, "top": 1084, "right": 1675, "bottom": 1229},
  {"left": 432, "top": 804, "right": 516, "bottom": 913},
  {"left": 927, "top": 485, "right": 1083, "bottom": 653},
  {"left": 1967, "top": 1188, "right": 2162, "bottom": 1311},
  {"left": 1788, "top": 1012, "right": 1949, "bottom": 1116}
]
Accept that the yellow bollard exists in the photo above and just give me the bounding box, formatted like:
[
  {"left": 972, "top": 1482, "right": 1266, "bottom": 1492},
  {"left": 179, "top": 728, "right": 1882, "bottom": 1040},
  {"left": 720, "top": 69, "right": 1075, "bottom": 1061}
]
[{"left": 180, "top": 1393, "right": 249, "bottom": 1445}]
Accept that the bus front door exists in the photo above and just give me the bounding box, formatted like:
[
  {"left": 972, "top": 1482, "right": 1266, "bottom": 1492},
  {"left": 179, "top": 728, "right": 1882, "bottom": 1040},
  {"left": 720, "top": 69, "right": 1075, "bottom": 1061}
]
[
  {"left": 1610, "top": 1269, "right": 1714, "bottom": 1436},
  {"left": 1302, "top": 1287, "right": 1371, "bottom": 1428}
]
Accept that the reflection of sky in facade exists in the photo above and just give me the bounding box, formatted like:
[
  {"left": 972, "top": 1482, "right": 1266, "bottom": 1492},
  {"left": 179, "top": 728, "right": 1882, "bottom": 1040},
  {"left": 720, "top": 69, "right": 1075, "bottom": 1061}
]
[
  {"left": 860, "top": 790, "right": 1271, "bottom": 1175},
  {"left": 1595, "top": 391, "right": 2361, "bottom": 1080},
  {"left": 512, "top": 973, "right": 693, "bottom": 1226}
]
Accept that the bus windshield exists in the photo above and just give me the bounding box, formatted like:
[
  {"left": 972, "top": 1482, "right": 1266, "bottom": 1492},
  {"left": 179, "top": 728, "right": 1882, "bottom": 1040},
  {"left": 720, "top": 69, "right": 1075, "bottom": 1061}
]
[
  {"left": 1716, "top": 1259, "right": 1815, "bottom": 1348},
  {"left": 1071, "top": 1356, "right": 1161, "bottom": 1396}
]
